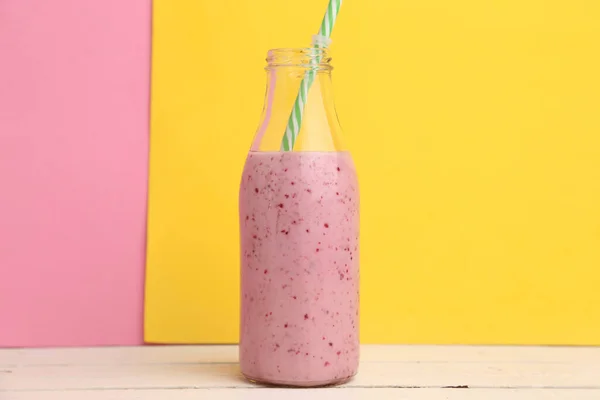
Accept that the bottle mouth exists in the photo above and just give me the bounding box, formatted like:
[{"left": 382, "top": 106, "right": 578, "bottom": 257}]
[{"left": 266, "top": 48, "right": 332, "bottom": 70}]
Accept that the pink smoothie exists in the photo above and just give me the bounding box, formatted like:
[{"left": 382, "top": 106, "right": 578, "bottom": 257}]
[{"left": 239, "top": 151, "right": 359, "bottom": 386}]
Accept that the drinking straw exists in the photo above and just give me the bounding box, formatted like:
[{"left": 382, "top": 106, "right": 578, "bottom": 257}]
[{"left": 280, "top": 0, "right": 343, "bottom": 151}]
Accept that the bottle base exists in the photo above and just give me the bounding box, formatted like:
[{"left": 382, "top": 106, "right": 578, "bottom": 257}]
[{"left": 242, "top": 372, "right": 356, "bottom": 388}]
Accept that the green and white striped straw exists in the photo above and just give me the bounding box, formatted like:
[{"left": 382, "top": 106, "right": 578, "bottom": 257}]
[{"left": 280, "top": 0, "right": 343, "bottom": 151}]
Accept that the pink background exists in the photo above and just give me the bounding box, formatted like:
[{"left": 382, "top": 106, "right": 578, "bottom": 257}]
[{"left": 0, "top": 0, "right": 151, "bottom": 347}]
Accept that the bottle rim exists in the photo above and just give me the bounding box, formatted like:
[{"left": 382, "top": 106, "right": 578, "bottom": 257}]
[{"left": 266, "top": 48, "right": 332, "bottom": 71}]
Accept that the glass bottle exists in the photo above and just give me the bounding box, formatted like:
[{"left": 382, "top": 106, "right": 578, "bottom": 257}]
[{"left": 239, "top": 48, "right": 359, "bottom": 387}]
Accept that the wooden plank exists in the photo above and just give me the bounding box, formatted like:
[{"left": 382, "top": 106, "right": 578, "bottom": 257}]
[
  {"left": 2, "top": 345, "right": 600, "bottom": 367},
  {"left": 2, "top": 360, "right": 599, "bottom": 391},
  {"left": 2, "top": 345, "right": 599, "bottom": 394},
  {"left": 4, "top": 388, "right": 600, "bottom": 400}
]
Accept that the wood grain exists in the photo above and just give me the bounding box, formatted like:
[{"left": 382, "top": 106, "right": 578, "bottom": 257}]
[{"left": 2, "top": 345, "right": 599, "bottom": 399}]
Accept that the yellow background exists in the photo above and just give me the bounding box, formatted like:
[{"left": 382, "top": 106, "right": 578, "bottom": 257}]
[{"left": 145, "top": 0, "right": 600, "bottom": 344}]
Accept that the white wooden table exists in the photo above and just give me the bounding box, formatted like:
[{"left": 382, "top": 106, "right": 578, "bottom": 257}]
[{"left": 1, "top": 345, "right": 599, "bottom": 399}]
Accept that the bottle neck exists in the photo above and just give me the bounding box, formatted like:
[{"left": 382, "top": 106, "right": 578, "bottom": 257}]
[{"left": 252, "top": 65, "right": 343, "bottom": 152}]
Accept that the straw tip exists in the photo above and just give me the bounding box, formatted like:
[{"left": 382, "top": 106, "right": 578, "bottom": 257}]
[{"left": 312, "top": 34, "right": 332, "bottom": 48}]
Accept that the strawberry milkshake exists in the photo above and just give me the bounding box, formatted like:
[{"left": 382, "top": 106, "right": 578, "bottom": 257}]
[{"left": 239, "top": 151, "right": 359, "bottom": 386}]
